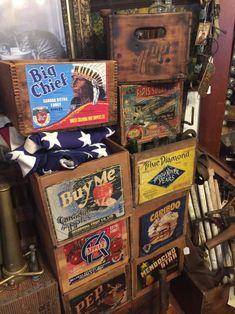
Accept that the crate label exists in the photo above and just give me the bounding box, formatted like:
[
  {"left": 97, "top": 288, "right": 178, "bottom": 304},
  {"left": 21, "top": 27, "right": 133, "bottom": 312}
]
[
  {"left": 46, "top": 165, "right": 125, "bottom": 242},
  {"left": 138, "top": 145, "right": 195, "bottom": 204},
  {"left": 69, "top": 273, "right": 127, "bottom": 313},
  {"left": 137, "top": 247, "right": 179, "bottom": 291},
  {"left": 25, "top": 62, "right": 108, "bottom": 131},
  {"left": 140, "top": 196, "right": 186, "bottom": 256},
  {"left": 64, "top": 220, "right": 127, "bottom": 285},
  {"left": 120, "top": 82, "right": 182, "bottom": 145}
]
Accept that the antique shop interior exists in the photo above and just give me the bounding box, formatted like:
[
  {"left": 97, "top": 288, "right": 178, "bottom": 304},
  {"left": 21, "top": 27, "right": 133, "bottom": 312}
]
[{"left": 0, "top": 0, "right": 234, "bottom": 313}]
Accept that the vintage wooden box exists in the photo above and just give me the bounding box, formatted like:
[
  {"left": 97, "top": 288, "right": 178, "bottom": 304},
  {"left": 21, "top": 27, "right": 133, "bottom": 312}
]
[
  {"left": 131, "top": 191, "right": 189, "bottom": 258},
  {"left": 118, "top": 81, "right": 183, "bottom": 146},
  {"left": 132, "top": 237, "right": 185, "bottom": 299},
  {"left": 0, "top": 59, "right": 117, "bottom": 136},
  {"left": 102, "top": 11, "right": 192, "bottom": 82},
  {"left": 131, "top": 137, "right": 197, "bottom": 206},
  {"left": 30, "top": 139, "right": 132, "bottom": 246},
  {"left": 0, "top": 263, "right": 61, "bottom": 314},
  {"left": 62, "top": 264, "right": 131, "bottom": 314},
  {"left": 37, "top": 216, "right": 130, "bottom": 294}
]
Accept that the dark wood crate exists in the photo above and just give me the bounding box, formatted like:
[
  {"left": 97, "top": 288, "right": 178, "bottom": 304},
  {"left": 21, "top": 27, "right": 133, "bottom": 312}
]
[
  {"left": 103, "top": 11, "right": 192, "bottom": 82},
  {"left": 132, "top": 237, "right": 186, "bottom": 299},
  {"left": 62, "top": 264, "right": 131, "bottom": 314}
]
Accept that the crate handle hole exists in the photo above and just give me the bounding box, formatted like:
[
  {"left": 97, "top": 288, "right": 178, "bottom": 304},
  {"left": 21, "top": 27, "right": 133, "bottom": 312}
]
[{"left": 134, "top": 27, "right": 166, "bottom": 40}]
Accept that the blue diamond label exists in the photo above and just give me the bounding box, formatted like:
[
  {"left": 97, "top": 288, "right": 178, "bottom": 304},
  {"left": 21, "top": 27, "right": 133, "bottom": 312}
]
[
  {"left": 138, "top": 144, "right": 196, "bottom": 204},
  {"left": 148, "top": 166, "right": 185, "bottom": 188}
]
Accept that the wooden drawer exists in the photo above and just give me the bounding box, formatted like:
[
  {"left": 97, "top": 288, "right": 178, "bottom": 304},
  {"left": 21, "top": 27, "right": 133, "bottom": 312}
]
[
  {"left": 118, "top": 81, "right": 183, "bottom": 146},
  {"left": 103, "top": 11, "right": 192, "bottom": 82},
  {"left": 62, "top": 264, "right": 131, "bottom": 314},
  {"left": 131, "top": 137, "right": 197, "bottom": 206},
  {"left": 132, "top": 237, "right": 186, "bottom": 299},
  {"left": 30, "top": 139, "right": 132, "bottom": 246},
  {"left": 37, "top": 216, "right": 130, "bottom": 294},
  {"left": 0, "top": 59, "right": 117, "bottom": 136},
  {"left": 131, "top": 191, "right": 189, "bottom": 258}
]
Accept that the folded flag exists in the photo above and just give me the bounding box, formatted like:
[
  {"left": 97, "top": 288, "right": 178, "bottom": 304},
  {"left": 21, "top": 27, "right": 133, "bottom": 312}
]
[
  {"left": 5, "top": 127, "right": 115, "bottom": 177},
  {"left": 24, "top": 126, "right": 115, "bottom": 154}
]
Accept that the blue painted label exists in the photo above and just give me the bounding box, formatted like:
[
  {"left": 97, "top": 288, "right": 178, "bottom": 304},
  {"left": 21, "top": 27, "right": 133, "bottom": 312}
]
[{"left": 140, "top": 195, "right": 186, "bottom": 256}]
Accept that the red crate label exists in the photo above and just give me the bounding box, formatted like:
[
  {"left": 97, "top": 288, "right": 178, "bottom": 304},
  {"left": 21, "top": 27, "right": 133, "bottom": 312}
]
[{"left": 64, "top": 220, "right": 127, "bottom": 285}]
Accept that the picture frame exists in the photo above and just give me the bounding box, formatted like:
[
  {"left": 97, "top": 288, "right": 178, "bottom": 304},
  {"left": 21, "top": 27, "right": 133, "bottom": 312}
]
[
  {"left": 0, "top": 0, "right": 94, "bottom": 61},
  {"left": 61, "top": 0, "right": 94, "bottom": 58}
]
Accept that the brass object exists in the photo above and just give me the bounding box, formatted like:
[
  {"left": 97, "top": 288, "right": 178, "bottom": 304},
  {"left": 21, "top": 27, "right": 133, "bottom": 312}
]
[{"left": 0, "top": 182, "right": 44, "bottom": 289}]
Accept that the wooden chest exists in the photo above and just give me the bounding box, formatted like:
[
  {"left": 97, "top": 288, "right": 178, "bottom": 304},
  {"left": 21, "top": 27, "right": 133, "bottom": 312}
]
[
  {"left": 131, "top": 191, "right": 189, "bottom": 258},
  {"left": 103, "top": 11, "right": 192, "bottom": 82},
  {"left": 132, "top": 237, "right": 185, "bottom": 299},
  {"left": 131, "top": 137, "right": 197, "bottom": 206},
  {"left": 30, "top": 139, "right": 132, "bottom": 246},
  {"left": 0, "top": 59, "right": 117, "bottom": 136},
  {"left": 118, "top": 81, "right": 183, "bottom": 146},
  {"left": 62, "top": 264, "right": 131, "bottom": 314},
  {"left": 37, "top": 216, "right": 130, "bottom": 294},
  {"left": 0, "top": 263, "right": 61, "bottom": 314}
]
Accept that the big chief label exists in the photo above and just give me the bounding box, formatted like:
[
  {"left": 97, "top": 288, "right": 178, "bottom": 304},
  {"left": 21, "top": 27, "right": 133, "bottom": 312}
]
[
  {"left": 46, "top": 165, "right": 125, "bottom": 242},
  {"left": 137, "top": 247, "right": 179, "bottom": 291},
  {"left": 26, "top": 62, "right": 108, "bottom": 131},
  {"left": 69, "top": 273, "right": 127, "bottom": 314},
  {"left": 64, "top": 220, "right": 127, "bottom": 285},
  {"left": 140, "top": 196, "right": 186, "bottom": 256},
  {"left": 138, "top": 145, "right": 195, "bottom": 204}
]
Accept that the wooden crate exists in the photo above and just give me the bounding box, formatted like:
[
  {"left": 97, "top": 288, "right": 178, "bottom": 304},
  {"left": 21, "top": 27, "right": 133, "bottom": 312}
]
[
  {"left": 132, "top": 237, "right": 186, "bottom": 299},
  {"left": 131, "top": 191, "right": 189, "bottom": 258},
  {"left": 131, "top": 137, "right": 197, "bottom": 206},
  {"left": 62, "top": 264, "right": 131, "bottom": 314},
  {"left": 103, "top": 11, "right": 192, "bottom": 82},
  {"left": 37, "top": 216, "right": 130, "bottom": 294},
  {"left": 118, "top": 81, "right": 183, "bottom": 146},
  {"left": 0, "top": 263, "right": 61, "bottom": 314},
  {"left": 30, "top": 139, "right": 132, "bottom": 246},
  {"left": 0, "top": 59, "right": 117, "bottom": 136}
]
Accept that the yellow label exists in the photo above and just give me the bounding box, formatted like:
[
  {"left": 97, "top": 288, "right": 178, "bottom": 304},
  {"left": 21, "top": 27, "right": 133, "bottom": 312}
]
[{"left": 138, "top": 145, "right": 196, "bottom": 204}]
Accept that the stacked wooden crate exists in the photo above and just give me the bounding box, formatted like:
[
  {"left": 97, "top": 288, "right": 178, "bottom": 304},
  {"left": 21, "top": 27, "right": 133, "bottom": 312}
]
[
  {"left": 102, "top": 7, "right": 197, "bottom": 302},
  {"left": 0, "top": 7, "right": 197, "bottom": 313},
  {"left": 0, "top": 59, "right": 133, "bottom": 313}
]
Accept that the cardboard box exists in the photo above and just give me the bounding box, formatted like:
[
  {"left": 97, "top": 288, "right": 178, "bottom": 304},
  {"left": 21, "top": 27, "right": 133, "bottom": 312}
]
[
  {"left": 103, "top": 11, "right": 192, "bottom": 82},
  {"left": 0, "top": 59, "right": 117, "bottom": 135},
  {"left": 62, "top": 264, "right": 131, "bottom": 314},
  {"left": 131, "top": 191, "right": 189, "bottom": 258},
  {"left": 118, "top": 81, "right": 183, "bottom": 146},
  {"left": 30, "top": 139, "right": 132, "bottom": 246},
  {"left": 132, "top": 237, "right": 185, "bottom": 299},
  {"left": 131, "top": 137, "right": 197, "bottom": 206}
]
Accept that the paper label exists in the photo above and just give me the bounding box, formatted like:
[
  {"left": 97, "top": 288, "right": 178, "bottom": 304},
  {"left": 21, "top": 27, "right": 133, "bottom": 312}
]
[
  {"left": 140, "top": 196, "right": 186, "bottom": 256},
  {"left": 64, "top": 220, "right": 127, "bottom": 286},
  {"left": 26, "top": 62, "right": 109, "bottom": 131},
  {"left": 46, "top": 165, "right": 125, "bottom": 242},
  {"left": 138, "top": 145, "right": 196, "bottom": 204}
]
